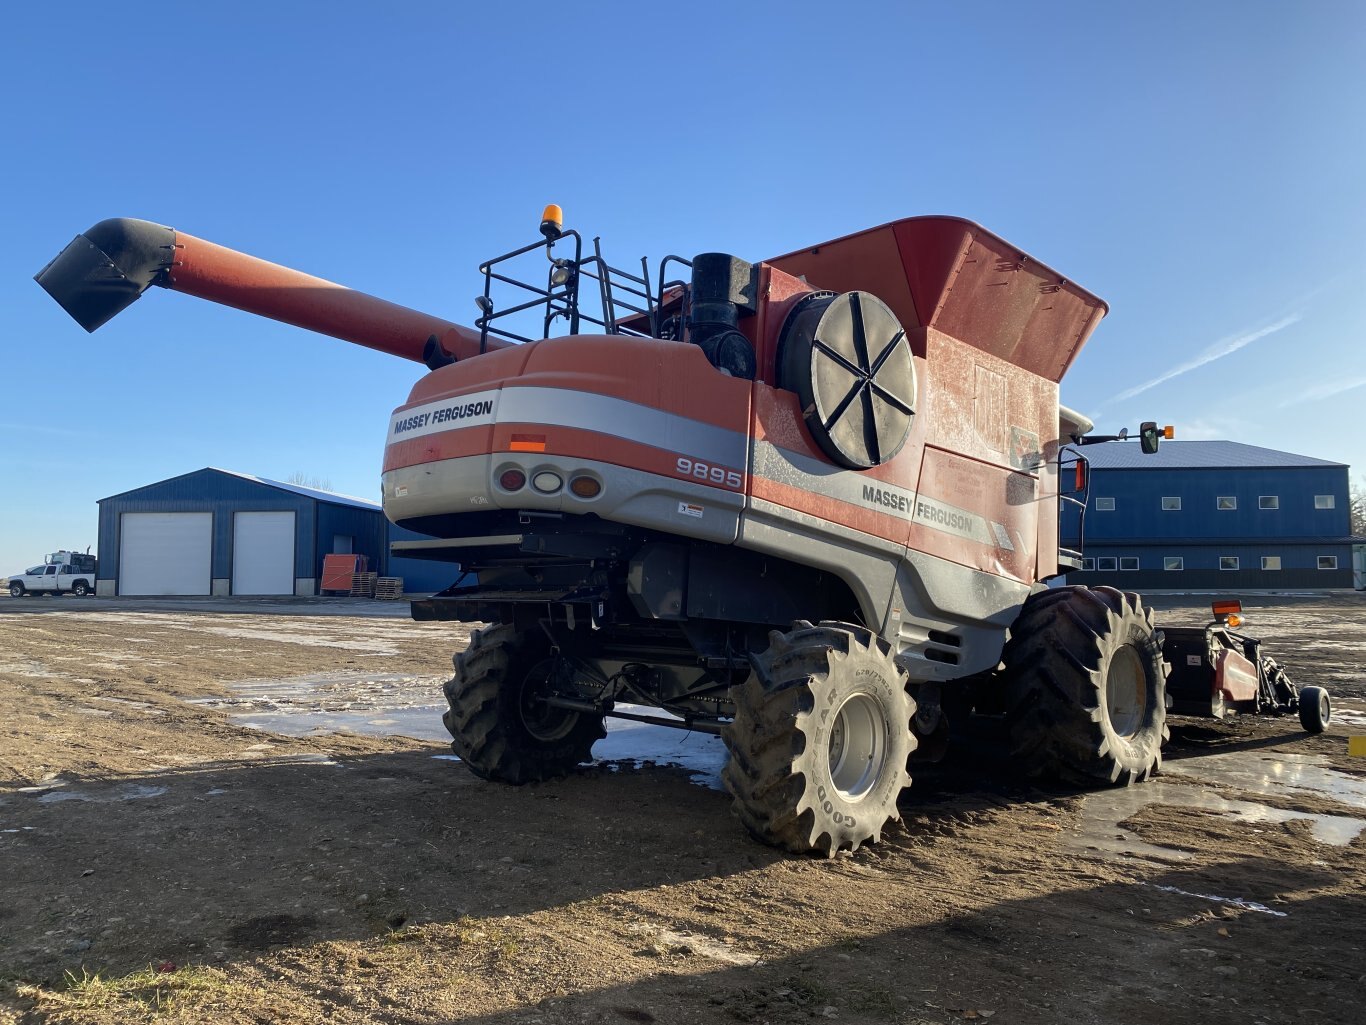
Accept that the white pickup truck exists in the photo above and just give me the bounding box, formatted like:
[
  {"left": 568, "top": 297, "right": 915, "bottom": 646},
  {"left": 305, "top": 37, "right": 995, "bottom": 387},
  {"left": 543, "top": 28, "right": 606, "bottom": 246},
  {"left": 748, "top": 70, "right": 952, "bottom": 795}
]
[{"left": 7, "top": 551, "right": 98, "bottom": 597}]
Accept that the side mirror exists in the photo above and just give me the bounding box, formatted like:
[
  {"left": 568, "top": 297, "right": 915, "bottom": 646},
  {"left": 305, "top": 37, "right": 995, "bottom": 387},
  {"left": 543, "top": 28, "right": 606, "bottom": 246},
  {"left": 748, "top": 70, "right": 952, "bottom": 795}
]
[{"left": 1139, "top": 422, "right": 1174, "bottom": 454}]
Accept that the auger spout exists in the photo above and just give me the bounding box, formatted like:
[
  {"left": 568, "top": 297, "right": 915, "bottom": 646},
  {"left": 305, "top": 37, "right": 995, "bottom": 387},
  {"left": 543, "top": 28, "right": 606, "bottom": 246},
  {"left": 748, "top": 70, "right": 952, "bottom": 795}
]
[{"left": 35, "top": 218, "right": 499, "bottom": 364}]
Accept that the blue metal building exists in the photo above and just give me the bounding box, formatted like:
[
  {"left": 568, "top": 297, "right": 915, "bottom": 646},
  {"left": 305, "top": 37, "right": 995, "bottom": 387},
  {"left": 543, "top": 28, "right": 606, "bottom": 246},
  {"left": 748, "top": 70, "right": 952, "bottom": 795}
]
[
  {"left": 96, "top": 468, "right": 455, "bottom": 597},
  {"left": 1064, "top": 441, "right": 1356, "bottom": 589}
]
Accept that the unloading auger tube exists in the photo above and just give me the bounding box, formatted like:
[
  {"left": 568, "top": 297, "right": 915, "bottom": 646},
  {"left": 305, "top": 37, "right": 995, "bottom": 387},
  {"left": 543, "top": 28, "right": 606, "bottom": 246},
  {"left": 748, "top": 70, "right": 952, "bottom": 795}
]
[{"left": 35, "top": 218, "right": 497, "bottom": 367}]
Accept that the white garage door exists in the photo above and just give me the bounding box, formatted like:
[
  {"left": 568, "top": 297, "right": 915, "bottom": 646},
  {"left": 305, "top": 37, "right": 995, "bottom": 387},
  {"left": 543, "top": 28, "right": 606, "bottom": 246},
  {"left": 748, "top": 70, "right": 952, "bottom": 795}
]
[
  {"left": 232, "top": 511, "right": 296, "bottom": 595},
  {"left": 120, "top": 512, "right": 213, "bottom": 596}
]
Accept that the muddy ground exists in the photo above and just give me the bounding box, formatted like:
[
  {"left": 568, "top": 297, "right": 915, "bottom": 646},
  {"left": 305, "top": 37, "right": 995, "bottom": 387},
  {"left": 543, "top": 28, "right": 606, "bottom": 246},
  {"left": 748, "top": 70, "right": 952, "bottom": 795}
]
[{"left": 1, "top": 591, "right": 1363, "bottom": 1025}]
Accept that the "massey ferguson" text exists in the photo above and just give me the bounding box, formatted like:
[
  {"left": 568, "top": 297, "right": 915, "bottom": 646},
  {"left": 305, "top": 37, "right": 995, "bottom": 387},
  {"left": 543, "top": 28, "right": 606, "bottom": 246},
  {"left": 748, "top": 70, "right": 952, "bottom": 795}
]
[{"left": 393, "top": 399, "right": 495, "bottom": 435}]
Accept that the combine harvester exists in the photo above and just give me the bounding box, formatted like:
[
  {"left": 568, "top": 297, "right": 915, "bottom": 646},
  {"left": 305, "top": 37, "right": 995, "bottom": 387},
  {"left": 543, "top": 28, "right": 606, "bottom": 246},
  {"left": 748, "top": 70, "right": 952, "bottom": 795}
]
[{"left": 36, "top": 209, "right": 1326, "bottom": 854}]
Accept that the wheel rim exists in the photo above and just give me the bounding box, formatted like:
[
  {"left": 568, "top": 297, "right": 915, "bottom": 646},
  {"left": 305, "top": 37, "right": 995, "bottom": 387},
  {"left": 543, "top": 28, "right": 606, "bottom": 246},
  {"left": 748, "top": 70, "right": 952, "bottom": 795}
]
[
  {"left": 518, "top": 659, "right": 579, "bottom": 742},
  {"left": 1106, "top": 645, "right": 1147, "bottom": 738},
  {"left": 826, "top": 692, "right": 888, "bottom": 799}
]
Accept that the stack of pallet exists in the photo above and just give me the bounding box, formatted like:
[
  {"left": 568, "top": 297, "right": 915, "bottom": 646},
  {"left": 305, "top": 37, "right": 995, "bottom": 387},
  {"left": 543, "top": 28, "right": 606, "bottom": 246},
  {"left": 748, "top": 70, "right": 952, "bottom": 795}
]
[
  {"left": 350, "top": 572, "right": 378, "bottom": 598},
  {"left": 374, "top": 577, "right": 404, "bottom": 600}
]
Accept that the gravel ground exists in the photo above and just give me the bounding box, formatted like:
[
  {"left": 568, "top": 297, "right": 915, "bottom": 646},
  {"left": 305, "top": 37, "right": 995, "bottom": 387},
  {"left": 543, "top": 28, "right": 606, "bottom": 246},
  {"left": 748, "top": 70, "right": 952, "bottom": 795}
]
[{"left": 1, "top": 591, "right": 1363, "bottom": 1025}]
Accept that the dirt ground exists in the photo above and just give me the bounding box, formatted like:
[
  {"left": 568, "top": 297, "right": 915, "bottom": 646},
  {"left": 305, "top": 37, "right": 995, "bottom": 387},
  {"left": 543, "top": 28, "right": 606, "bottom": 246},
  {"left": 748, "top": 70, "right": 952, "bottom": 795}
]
[{"left": 1, "top": 591, "right": 1363, "bottom": 1025}]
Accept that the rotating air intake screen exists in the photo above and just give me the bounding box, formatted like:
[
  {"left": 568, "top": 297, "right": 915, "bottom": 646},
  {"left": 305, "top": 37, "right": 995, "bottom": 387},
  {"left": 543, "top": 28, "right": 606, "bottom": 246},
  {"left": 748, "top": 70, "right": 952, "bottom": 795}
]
[{"left": 777, "top": 291, "right": 916, "bottom": 469}]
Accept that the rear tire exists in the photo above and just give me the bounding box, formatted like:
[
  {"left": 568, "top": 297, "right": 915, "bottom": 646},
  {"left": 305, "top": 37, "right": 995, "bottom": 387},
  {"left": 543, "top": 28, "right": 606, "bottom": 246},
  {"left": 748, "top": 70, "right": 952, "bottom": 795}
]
[
  {"left": 1002, "top": 586, "right": 1168, "bottom": 786},
  {"left": 442, "top": 623, "right": 605, "bottom": 784},
  {"left": 1298, "top": 686, "right": 1330, "bottom": 734},
  {"left": 723, "top": 622, "right": 915, "bottom": 856},
  {"left": 72, "top": 581, "right": 90, "bottom": 597}
]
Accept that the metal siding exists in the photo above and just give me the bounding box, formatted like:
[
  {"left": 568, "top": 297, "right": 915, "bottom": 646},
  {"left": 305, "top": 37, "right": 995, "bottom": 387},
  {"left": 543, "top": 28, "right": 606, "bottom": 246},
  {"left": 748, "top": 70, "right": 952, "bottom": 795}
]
[
  {"left": 315, "top": 503, "right": 388, "bottom": 579},
  {"left": 1060, "top": 462, "right": 1353, "bottom": 590},
  {"left": 97, "top": 469, "right": 312, "bottom": 584},
  {"left": 1074, "top": 542, "right": 1354, "bottom": 590}
]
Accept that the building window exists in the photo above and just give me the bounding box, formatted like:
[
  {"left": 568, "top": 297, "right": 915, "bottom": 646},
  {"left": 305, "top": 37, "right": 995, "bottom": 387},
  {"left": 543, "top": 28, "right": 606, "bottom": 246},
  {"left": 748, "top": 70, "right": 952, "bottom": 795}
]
[
  {"left": 1259, "top": 495, "right": 1279, "bottom": 510},
  {"left": 1318, "top": 556, "right": 1339, "bottom": 570},
  {"left": 1095, "top": 497, "right": 1116, "bottom": 511},
  {"left": 1119, "top": 557, "right": 1139, "bottom": 571},
  {"left": 1164, "top": 557, "right": 1184, "bottom": 571},
  {"left": 1220, "top": 556, "right": 1240, "bottom": 571},
  {"left": 1097, "top": 557, "right": 1118, "bottom": 571},
  {"left": 1262, "top": 556, "right": 1282, "bottom": 571},
  {"left": 1315, "top": 495, "right": 1335, "bottom": 509},
  {"left": 1161, "top": 496, "right": 1181, "bottom": 511},
  {"left": 1080, "top": 558, "right": 1095, "bottom": 571},
  {"left": 1217, "top": 496, "right": 1237, "bottom": 510}
]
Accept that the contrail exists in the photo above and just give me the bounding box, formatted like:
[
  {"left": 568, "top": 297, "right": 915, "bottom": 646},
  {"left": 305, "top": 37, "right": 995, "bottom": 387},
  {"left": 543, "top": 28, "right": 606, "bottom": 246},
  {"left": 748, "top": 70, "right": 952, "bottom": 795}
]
[
  {"left": 1105, "top": 314, "right": 1301, "bottom": 405},
  {"left": 1277, "top": 374, "right": 1366, "bottom": 408}
]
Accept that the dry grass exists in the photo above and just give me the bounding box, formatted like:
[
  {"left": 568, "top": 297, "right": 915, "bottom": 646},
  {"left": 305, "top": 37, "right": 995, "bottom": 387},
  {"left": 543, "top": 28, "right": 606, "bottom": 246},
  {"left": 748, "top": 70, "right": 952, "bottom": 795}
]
[{"left": 11, "top": 963, "right": 248, "bottom": 1020}]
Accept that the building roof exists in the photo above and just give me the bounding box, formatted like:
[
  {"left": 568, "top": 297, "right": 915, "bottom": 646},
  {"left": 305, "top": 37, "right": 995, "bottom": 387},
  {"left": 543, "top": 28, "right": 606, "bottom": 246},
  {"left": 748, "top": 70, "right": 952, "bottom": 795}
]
[
  {"left": 1075, "top": 440, "right": 1347, "bottom": 470},
  {"left": 212, "top": 469, "right": 381, "bottom": 510},
  {"left": 99, "top": 468, "right": 381, "bottom": 511}
]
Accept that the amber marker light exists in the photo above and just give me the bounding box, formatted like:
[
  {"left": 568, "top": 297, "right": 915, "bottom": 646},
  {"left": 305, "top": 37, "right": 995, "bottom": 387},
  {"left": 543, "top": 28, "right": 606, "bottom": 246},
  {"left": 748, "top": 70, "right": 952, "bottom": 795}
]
[
  {"left": 1164, "top": 426, "right": 1175, "bottom": 439},
  {"left": 540, "top": 204, "right": 564, "bottom": 240},
  {"left": 510, "top": 433, "right": 547, "bottom": 453},
  {"left": 570, "top": 476, "right": 601, "bottom": 498}
]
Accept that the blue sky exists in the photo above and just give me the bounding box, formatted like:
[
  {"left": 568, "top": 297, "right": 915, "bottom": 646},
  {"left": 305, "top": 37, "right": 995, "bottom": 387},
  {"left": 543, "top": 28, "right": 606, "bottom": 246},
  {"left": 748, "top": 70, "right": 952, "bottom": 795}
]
[{"left": 3, "top": 1, "right": 1364, "bottom": 574}]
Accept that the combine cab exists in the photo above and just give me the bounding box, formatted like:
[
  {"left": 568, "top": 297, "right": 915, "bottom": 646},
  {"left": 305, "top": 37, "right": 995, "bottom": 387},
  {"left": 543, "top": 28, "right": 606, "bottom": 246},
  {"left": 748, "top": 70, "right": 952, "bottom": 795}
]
[{"left": 40, "top": 209, "right": 1185, "bottom": 854}]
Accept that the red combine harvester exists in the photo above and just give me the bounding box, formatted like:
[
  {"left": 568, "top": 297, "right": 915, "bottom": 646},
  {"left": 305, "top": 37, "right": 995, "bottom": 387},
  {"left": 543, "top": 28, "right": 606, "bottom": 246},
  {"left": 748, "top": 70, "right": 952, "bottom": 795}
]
[{"left": 38, "top": 209, "right": 1289, "bottom": 855}]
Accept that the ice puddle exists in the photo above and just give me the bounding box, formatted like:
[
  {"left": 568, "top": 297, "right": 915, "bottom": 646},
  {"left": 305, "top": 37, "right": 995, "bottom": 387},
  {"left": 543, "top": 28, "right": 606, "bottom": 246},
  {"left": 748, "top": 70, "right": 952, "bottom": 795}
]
[
  {"left": 196, "top": 673, "right": 728, "bottom": 789},
  {"left": 1070, "top": 750, "right": 1366, "bottom": 863}
]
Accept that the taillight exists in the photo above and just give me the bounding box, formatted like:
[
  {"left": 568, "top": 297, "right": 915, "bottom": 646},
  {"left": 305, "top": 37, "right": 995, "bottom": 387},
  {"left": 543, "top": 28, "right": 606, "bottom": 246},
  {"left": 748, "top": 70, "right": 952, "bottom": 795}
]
[
  {"left": 531, "top": 471, "right": 563, "bottom": 494},
  {"left": 499, "top": 469, "right": 526, "bottom": 491}
]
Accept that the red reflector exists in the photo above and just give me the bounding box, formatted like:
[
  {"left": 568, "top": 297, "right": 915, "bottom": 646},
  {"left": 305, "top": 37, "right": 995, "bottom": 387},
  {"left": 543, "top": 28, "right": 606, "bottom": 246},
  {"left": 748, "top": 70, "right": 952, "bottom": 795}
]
[
  {"left": 1074, "top": 462, "right": 1087, "bottom": 491},
  {"left": 499, "top": 469, "right": 526, "bottom": 491},
  {"left": 510, "top": 433, "right": 546, "bottom": 452},
  {"left": 1212, "top": 600, "right": 1242, "bottom": 617}
]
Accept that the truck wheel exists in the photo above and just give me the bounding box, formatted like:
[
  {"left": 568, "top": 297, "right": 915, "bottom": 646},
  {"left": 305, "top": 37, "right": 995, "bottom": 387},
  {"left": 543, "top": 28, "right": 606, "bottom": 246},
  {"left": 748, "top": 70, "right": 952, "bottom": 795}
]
[
  {"left": 1298, "top": 686, "right": 1331, "bottom": 734},
  {"left": 72, "top": 581, "right": 90, "bottom": 597},
  {"left": 442, "top": 622, "right": 605, "bottom": 784},
  {"left": 1002, "top": 586, "right": 1168, "bottom": 786},
  {"left": 7, "top": 583, "right": 22, "bottom": 598},
  {"left": 723, "top": 621, "right": 915, "bottom": 856}
]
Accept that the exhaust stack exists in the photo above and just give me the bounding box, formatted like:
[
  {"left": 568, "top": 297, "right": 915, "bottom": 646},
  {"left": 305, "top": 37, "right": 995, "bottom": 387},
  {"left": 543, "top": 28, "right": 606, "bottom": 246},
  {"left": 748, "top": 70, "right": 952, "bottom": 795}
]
[{"left": 35, "top": 218, "right": 499, "bottom": 365}]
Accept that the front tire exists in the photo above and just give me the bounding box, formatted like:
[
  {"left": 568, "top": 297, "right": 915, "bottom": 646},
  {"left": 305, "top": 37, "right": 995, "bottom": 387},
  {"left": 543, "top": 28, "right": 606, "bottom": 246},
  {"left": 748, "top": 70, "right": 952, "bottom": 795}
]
[
  {"left": 7, "top": 583, "right": 22, "bottom": 598},
  {"left": 442, "top": 623, "right": 605, "bottom": 784},
  {"left": 723, "top": 622, "right": 916, "bottom": 856},
  {"left": 1002, "top": 586, "right": 1168, "bottom": 786}
]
